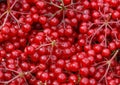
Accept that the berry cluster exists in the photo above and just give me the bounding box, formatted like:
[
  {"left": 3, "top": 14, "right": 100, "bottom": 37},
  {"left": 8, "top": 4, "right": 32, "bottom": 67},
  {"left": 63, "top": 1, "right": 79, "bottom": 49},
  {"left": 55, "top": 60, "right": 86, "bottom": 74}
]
[{"left": 0, "top": 0, "right": 120, "bottom": 85}]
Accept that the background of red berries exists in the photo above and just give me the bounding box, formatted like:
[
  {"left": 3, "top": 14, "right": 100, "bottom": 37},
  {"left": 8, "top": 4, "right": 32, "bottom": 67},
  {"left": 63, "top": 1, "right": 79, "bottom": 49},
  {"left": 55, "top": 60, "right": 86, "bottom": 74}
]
[{"left": 0, "top": 0, "right": 120, "bottom": 85}]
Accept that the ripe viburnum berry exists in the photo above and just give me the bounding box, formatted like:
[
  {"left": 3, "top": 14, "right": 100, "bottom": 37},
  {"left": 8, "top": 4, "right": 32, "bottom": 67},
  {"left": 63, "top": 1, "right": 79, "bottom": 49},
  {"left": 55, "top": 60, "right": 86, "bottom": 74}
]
[{"left": 0, "top": 0, "right": 120, "bottom": 85}]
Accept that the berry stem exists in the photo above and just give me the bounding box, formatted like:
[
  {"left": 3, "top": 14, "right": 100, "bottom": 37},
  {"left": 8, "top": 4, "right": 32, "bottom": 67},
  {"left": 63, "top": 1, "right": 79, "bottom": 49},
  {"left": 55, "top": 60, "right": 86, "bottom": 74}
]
[
  {"left": 10, "top": 0, "right": 18, "bottom": 9},
  {"left": 0, "top": 12, "right": 9, "bottom": 29},
  {"left": 49, "top": 1, "right": 61, "bottom": 9},
  {"left": 99, "top": 50, "right": 119, "bottom": 83},
  {"left": 0, "top": 75, "right": 19, "bottom": 84},
  {"left": 48, "top": 9, "right": 62, "bottom": 20},
  {"left": 0, "top": 11, "right": 7, "bottom": 20},
  {"left": 60, "top": 0, "right": 64, "bottom": 7},
  {"left": 36, "top": 43, "right": 51, "bottom": 50},
  {"left": 10, "top": 12, "right": 21, "bottom": 28},
  {"left": 88, "top": 23, "right": 105, "bottom": 45},
  {"left": 12, "top": 10, "right": 30, "bottom": 15},
  {"left": 104, "top": 25, "right": 108, "bottom": 47}
]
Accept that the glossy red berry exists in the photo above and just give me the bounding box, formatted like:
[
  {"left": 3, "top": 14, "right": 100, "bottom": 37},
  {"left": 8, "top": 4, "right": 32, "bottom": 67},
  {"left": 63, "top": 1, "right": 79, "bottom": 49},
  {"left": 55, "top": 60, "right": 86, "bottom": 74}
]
[{"left": 57, "top": 73, "right": 66, "bottom": 83}]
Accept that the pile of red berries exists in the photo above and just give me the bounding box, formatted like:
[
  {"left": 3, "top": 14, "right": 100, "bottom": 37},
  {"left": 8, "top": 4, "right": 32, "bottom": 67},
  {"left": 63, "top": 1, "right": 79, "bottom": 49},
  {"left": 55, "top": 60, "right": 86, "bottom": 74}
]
[{"left": 0, "top": 0, "right": 120, "bottom": 85}]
